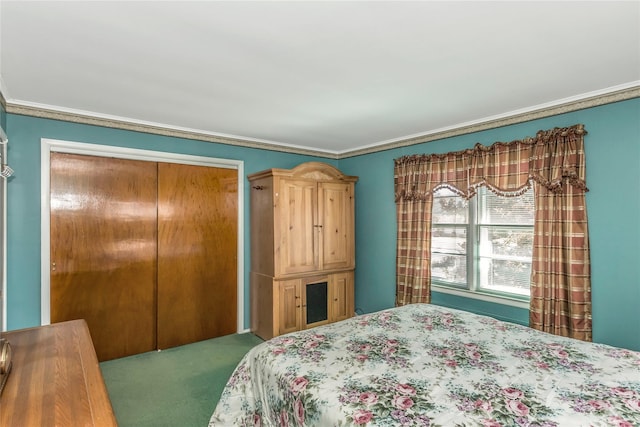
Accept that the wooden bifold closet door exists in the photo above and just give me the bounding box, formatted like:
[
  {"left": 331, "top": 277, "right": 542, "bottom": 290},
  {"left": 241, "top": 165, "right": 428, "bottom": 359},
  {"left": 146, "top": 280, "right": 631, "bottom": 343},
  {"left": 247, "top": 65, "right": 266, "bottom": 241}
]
[
  {"left": 157, "top": 162, "right": 237, "bottom": 350},
  {"left": 50, "top": 153, "right": 237, "bottom": 361}
]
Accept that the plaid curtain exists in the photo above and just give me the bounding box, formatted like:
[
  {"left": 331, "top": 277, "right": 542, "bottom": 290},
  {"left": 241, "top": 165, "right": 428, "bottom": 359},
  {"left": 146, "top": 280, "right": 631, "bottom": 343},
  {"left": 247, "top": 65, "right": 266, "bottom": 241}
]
[
  {"left": 395, "top": 197, "right": 433, "bottom": 305},
  {"left": 529, "top": 127, "right": 591, "bottom": 341},
  {"left": 394, "top": 124, "right": 591, "bottom": 340},
  {"left": 394, "top": 150, "right": 470, "bottom": 305}
]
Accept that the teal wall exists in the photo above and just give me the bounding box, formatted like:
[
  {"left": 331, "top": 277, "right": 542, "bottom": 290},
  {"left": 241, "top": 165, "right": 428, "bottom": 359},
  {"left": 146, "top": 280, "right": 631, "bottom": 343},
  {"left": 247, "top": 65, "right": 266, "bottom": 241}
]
[
  {"left": 5, "top": 97, "right": 640, "bottom": 351},
  {"left": 4, "top": 114, "right": 333, "bottom": 331},
  {"left": 339, "top": 97, "right": 640, "bottom": 351}
]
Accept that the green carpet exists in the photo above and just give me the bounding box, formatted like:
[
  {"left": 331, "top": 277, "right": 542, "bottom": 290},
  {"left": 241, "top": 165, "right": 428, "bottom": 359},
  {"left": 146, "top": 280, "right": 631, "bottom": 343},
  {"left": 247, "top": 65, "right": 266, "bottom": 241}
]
[{"left": 100, "top": 333, "right": 264, "bottom": 427}]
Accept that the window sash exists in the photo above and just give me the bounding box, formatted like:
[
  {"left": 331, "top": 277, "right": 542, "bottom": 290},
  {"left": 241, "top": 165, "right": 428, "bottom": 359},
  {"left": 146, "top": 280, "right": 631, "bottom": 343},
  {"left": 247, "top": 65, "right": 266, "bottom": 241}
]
[{"left": 431, "top": 188, "right": 533, "bottom": 300}]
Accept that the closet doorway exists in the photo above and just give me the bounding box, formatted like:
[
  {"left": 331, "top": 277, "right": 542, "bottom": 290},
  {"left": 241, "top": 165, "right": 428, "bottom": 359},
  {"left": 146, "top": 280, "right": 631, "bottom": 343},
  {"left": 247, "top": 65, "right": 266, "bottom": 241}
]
[{"left": 42, "top": 139, "right": 244, "bottom": 361}]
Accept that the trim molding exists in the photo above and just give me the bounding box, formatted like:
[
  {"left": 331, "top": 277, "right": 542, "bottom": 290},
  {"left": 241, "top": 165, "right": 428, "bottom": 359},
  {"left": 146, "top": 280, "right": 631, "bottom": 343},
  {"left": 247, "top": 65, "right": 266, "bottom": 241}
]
[
  {"left": 7, "top": 85, "right": 640, "bottom": 160},
  {"left": 13, "top": 104, "right": 335, "bottom": 158},
  {"left": 343, "top": 85, "right": 640, "bottom": 158}
]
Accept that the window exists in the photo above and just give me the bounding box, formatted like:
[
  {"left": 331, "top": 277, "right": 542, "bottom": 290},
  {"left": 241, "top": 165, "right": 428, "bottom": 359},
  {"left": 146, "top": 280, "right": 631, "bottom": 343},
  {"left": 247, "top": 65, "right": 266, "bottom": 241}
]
[{"left": 430, "top": 186, "right": 534, "bottom": 301}]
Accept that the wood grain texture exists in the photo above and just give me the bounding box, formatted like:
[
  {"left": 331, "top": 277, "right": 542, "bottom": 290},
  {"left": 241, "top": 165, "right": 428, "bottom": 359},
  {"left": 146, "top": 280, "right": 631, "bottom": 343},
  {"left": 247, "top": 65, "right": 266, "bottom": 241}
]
[
  {"left": 50, "top": 152, "right": 158, "bottom": 361},
  {"left": 277, "top": 178, "right": 318, "bottom": 275},
  {"left": 250, "top": 272, "right": 277, "bottom": 340},
  {"left": 249, "top": 176, "right": 275, "bottom": 276},
  {"left": 278, "top": 279, "right": 302, "bottom": 335},
  {"left": 157, "top": 163, "right": 238, "bottom": 349},
  {"left": 248, "top": 162, "right": 357, "bottom": 339},
  {"left": 0, "top": 320, "right": 117, "bottom": 427},
  {"left": 319, "top": 182, "right": 354, "bottom": 270},
  {"left": 330, "top": 271, "right": 355, "bottom": 322}
]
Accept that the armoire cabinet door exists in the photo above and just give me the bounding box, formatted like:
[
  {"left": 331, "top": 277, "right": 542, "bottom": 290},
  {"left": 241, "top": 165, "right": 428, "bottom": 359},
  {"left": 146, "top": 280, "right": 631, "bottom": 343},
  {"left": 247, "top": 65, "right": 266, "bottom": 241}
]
[
  {"left": 330, "top": 272, "right": 354, "bottom": 322},
  {"left": 279, "top": 279, "right": 302, "bottom": 335},
  {"left": 319, "top": 182, "right": 355, "bottom": 270},
  {"left": 277, "top": 178, "right": 318, "bottom": 275}
]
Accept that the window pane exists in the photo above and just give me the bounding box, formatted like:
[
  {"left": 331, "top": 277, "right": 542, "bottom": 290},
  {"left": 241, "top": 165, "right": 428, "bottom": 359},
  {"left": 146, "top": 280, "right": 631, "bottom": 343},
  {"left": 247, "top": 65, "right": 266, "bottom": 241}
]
[
  {"left": 430, "top": 185, "right": 533, "bottom": 300},
  {"left": 478, "top": 227, "right": 533, "bottom": 258},
  {"left": 432, "top": 189, "right": 468, "bottom": 224},
  {"left": 479, "top": 258, "right": 531, "bottom": 296},
  {"left": 431, "top": 253, "right": 467, "bottom": 284},
  {"left": 478, "top": 187, "right": 534, "bottom": 225},
  {"left": 432, "top": 226, "right": 467, "bottom": 254}
]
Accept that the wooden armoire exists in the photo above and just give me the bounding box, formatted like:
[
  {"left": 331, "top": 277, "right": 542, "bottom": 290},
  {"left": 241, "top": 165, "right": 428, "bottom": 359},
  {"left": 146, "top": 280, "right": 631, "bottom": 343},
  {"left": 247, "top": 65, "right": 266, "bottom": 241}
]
[{"left": 249, "top": 162, "right": 357, "bottom": 340}]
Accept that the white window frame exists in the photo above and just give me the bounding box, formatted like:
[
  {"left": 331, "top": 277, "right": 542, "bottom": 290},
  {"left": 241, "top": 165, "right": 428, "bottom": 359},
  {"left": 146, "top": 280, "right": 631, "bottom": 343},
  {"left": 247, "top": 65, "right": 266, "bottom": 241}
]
[{"left": 431, "top": 187, "right": 532, "bottom": 309}]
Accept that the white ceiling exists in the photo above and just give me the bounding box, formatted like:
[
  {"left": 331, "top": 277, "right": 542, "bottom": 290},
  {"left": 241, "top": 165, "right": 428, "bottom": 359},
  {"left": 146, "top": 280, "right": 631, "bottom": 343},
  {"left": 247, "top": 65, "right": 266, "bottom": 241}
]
[{"left": 1, "top": 1, "right": 639, "bottom": 155}]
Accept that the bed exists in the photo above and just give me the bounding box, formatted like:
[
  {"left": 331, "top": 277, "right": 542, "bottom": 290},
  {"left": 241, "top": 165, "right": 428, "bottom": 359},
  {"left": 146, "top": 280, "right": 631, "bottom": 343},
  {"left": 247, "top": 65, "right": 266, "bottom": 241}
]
[{"left": 209, "top": 304, "right": 640, "bottom": 426}]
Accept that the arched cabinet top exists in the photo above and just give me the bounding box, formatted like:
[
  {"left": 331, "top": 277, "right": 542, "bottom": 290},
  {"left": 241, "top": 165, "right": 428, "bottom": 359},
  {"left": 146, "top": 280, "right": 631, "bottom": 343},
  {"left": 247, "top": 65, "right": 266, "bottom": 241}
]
[{"left": 248, "top": 161, "right": 358, "bottom": 183}]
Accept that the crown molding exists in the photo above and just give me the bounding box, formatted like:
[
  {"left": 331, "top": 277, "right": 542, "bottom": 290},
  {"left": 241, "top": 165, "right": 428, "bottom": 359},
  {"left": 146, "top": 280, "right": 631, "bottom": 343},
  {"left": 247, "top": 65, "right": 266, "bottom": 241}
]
[
  {"left": 0, "top": 74, "right": 9, "bottom": 111},
  {"left": 340, "top": 84, "right": 640, "bottom": 158},
  {"left": 5, "top": 84, "right": 639, "bottom": 160},
  {"left": 5, "top": 103, "right": 340, "bottom": 159}
]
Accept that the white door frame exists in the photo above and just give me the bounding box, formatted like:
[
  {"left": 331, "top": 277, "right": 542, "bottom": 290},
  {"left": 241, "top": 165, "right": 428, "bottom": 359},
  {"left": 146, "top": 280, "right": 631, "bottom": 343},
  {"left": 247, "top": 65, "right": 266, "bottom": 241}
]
[{"left": 41, "top": 138, "right": 245, "bottom": 333}]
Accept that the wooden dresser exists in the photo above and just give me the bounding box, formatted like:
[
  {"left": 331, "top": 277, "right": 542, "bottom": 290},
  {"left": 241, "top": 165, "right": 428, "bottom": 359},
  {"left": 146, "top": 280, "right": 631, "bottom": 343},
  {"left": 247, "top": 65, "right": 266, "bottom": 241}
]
[{"left": 0, "top": 319, "right": 117, "bottom": 426}]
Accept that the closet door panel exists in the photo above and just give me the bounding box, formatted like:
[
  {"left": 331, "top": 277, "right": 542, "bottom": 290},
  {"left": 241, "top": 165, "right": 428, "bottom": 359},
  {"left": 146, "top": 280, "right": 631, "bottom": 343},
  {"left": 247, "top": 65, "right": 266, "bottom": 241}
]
[
  {"left": 50, "top": 153, "right": 158, "bottom": 361},
  {"left": 157, "top": 163, "right": 238, "bottom": 349}
]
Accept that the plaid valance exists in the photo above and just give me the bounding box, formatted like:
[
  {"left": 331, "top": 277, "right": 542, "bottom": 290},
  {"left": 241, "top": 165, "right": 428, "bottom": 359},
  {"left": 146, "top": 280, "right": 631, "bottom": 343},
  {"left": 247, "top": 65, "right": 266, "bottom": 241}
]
[{"left": 394, "top": 124, "right": 588, "bottom": 202}]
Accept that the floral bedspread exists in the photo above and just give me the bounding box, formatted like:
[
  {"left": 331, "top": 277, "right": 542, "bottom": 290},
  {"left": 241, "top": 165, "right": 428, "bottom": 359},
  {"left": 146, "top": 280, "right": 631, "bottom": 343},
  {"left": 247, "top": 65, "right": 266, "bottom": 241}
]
[{"left": 209, "top": 304, "right": 640, "bottom": 426}]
